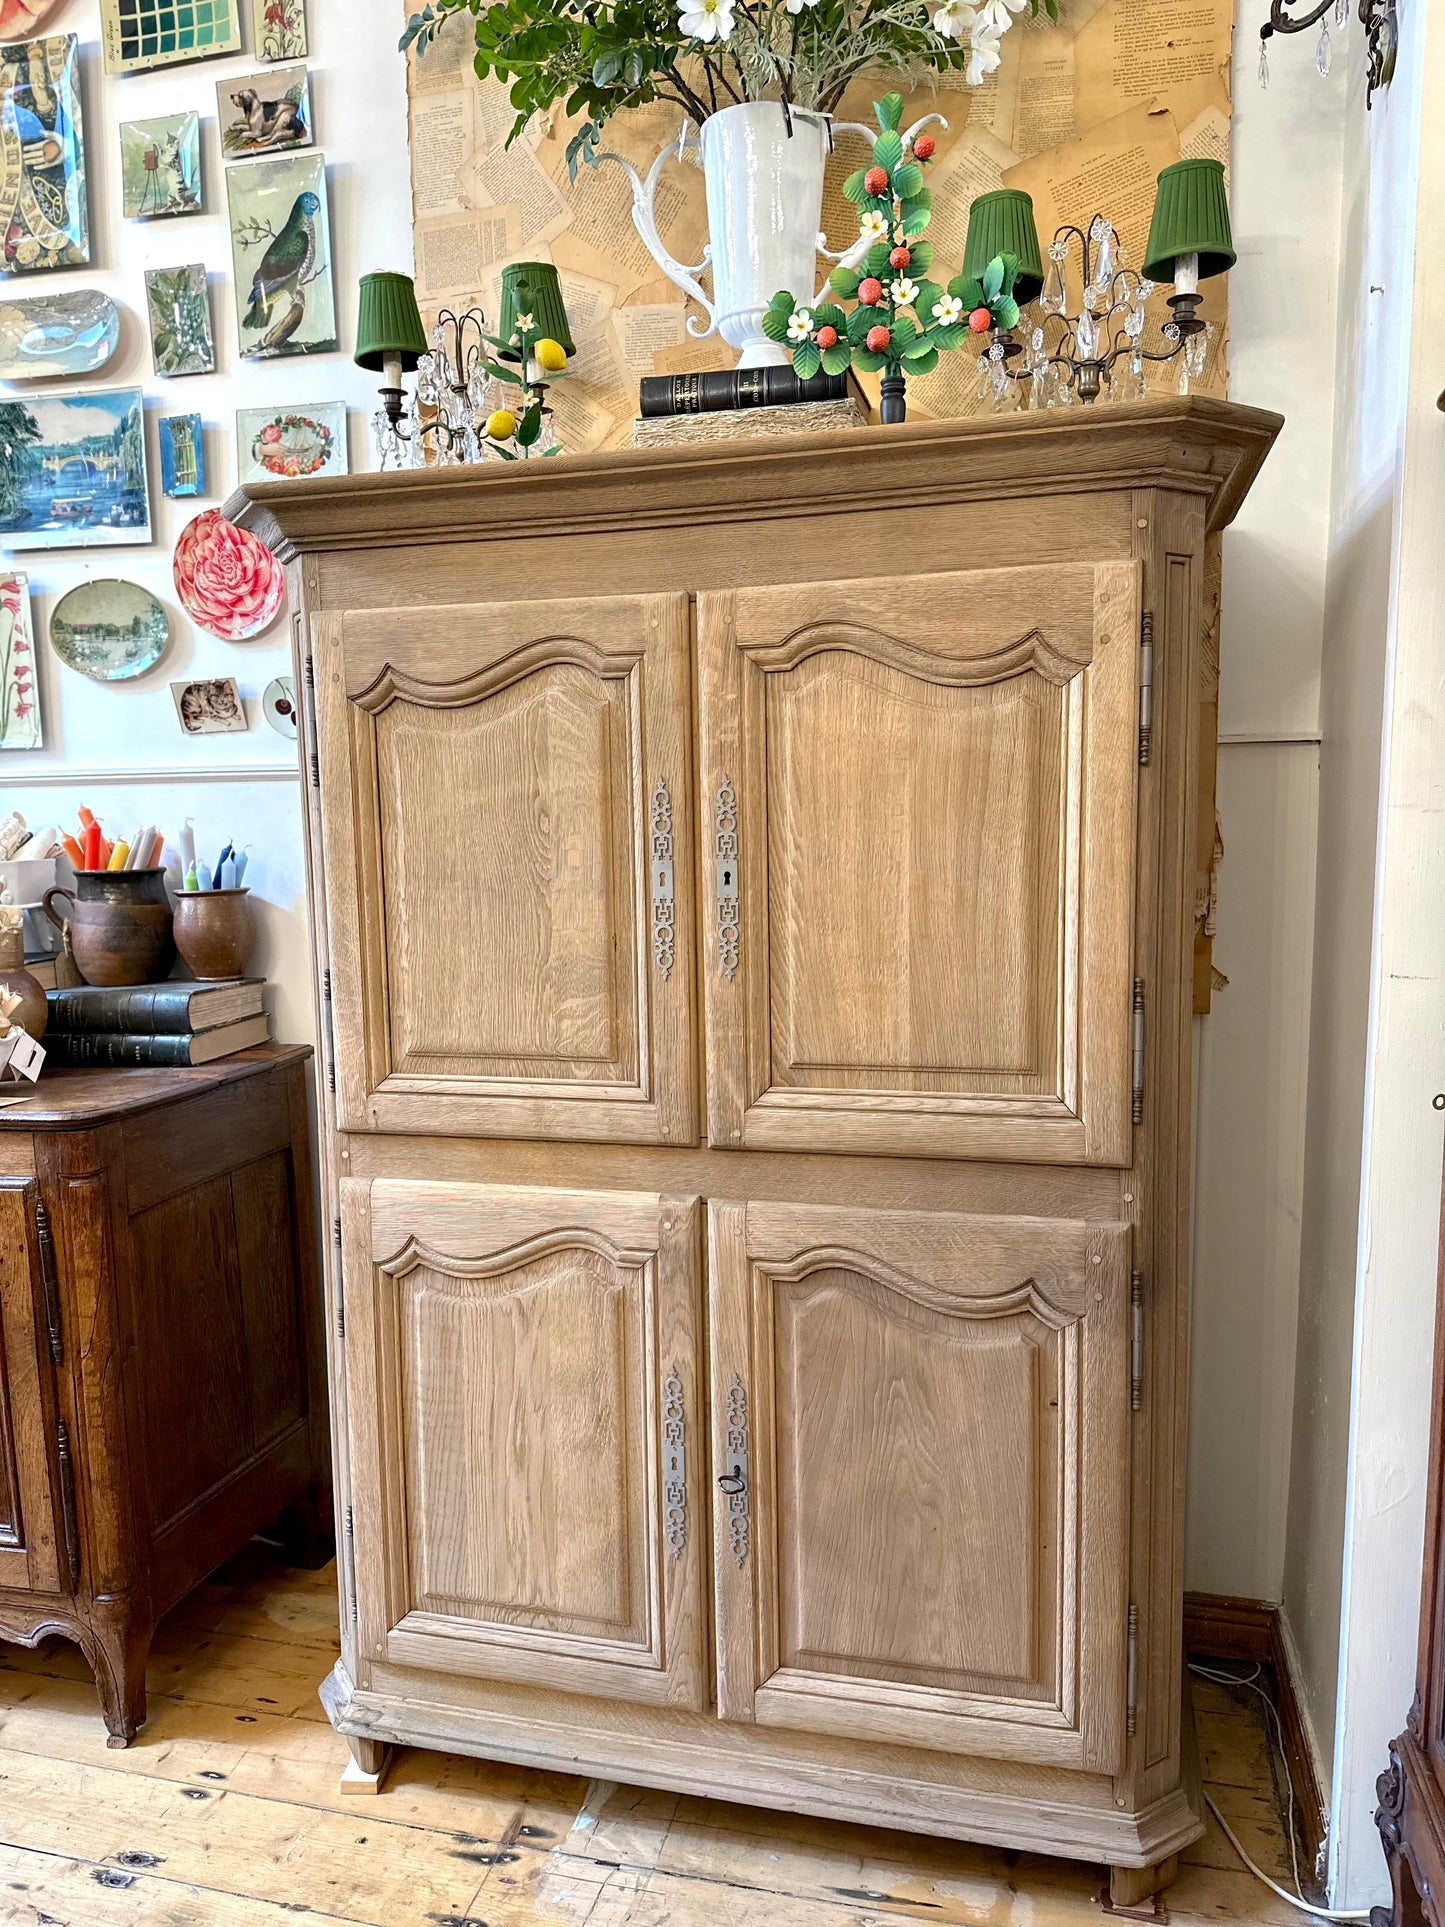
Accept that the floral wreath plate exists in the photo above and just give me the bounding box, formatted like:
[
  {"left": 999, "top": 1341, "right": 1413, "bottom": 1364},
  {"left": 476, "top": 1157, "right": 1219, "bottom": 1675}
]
[
  {"left": 249, "top": 410, "right": 334, "bottom": 479},
  {"left": 173, "top": 510, "right": 284, "bottom": 641}
]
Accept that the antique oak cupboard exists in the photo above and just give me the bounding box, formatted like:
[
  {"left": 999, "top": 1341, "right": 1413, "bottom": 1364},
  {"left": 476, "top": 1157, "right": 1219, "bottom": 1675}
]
[{"left": 231, "top": 397, "right": 1280, "bottom": 1908}]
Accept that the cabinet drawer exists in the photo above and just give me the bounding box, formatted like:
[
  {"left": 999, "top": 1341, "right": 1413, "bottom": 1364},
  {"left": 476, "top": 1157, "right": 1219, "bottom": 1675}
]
[
  {"left": 341, "top": 1177, "right": 708, "bottom": 1711},
  {"left": 315, "top": 591, "right": 697, "bottom": 1147},
  {"left": 697, "top": 561, "right": 1141, "bottom": 1165},
  {"left": 708, "top": 1197, "right": 1132, "bottom": 1773}
]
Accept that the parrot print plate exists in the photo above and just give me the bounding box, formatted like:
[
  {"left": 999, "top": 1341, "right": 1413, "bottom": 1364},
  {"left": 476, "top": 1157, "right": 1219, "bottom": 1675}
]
[
  {"left": 226, "top": 149, "right": 334, "bottom": 360},
  {"left": 173, "top": 510, "right": 284, "bottom": 641}
]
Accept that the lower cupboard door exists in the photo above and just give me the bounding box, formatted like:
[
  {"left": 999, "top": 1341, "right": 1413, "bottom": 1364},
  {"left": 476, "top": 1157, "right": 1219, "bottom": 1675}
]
[
  {"left": 708, "top": 1198, "right": 1132, "bottom": 1772},
  {"left": 341, "top": 1178, "right": 707, "bottom": 1710}
]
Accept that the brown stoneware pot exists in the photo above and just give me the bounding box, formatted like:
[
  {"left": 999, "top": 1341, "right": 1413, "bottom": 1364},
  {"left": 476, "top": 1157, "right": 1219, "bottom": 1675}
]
[
  {"left": 42, "top": 869, "right": 176, "bottom": 989},
  {"left": 0, "top": 922, "right": 47, "bottom": 1038},
  {"left": 172, "top": 887, "right": 256, "bottom": 982}
]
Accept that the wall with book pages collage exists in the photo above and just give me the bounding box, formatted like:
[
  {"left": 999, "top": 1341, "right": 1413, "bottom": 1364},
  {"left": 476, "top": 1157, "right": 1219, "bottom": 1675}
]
[{"left": 405, "top": 0, "right": 1233, "bottom": 450}]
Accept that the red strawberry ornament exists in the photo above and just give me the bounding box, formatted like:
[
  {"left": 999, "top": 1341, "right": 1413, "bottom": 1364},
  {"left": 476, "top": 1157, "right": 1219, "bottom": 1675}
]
[
  {"left": 866, "top": 323, "right": 891, "bottom": 352},
  {"left": 815, "top": 324, "right": 838, "bottom": 349},
  {"left": 858, "top": 276, "right": 884, "bottom": 306},
  {"left": 968, "top": 306, "right": 993, "bottom": 333},
  {"left": 864, "top": 165, "right": 890, "bottom": 196},
  {"left": 889, "top": 246, "right": 911, "bottom": 270},
  {"left": 912, "top": 133, "right": 936, "bottom": 161}
]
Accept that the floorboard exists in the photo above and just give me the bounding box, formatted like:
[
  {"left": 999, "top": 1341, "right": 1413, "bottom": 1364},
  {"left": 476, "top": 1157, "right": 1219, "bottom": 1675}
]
[{"left": 0, "top": 1548, "right": 1309, "bottom": 1925}]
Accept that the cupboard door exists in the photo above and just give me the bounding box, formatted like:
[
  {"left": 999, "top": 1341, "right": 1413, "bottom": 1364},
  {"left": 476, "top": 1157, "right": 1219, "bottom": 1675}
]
[
  {"left": 342, "top": 1179, "right": 707, "bottom": 1710},
  {"left": 698, "top": 562, "right": 1140, "bottom": 1164},
  {"left": 315, "top": 591, "right": 696, "bottom": 1145},
  {"left": 709, "top": 1198, "right": 1131, "bottom": 1772},
  {"left": 0, "top": 1182, "right": 62, "bottom": 1593}
]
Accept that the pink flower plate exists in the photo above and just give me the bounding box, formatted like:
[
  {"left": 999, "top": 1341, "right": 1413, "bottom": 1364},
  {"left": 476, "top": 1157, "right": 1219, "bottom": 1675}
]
[{"left": 173, "top": 510, "right": 284, "bottom": 641}]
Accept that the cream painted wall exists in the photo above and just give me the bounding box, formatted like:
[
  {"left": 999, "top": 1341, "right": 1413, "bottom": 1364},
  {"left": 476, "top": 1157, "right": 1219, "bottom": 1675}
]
[{"left": 1, "top": 0, "right": 415, "bottom": 1038}]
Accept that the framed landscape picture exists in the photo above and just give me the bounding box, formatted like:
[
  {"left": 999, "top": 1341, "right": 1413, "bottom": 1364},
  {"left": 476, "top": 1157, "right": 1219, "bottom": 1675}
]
[
  {"left": 145, "top": 264, "right": 215, "bottom": 375},
  {"left": 227, "top": 150, "right": 335, "bottom": 360},
  {"left": 159, "top": 414, "right": 205, "bottom": 497},
  {"left": 0, "top": 389, "right": 151, "bottom": 552},
  {"left": 120, "top": 112, "right": 202, "bottom": 219},
  {"left": 218, "top": 64, "right": 311, "bottom": 158},
  {"left": 252, "top": 0, "right": 306, "bottom": 61},
  {"left": 236, "top": 402, "right": 346, "bottom": 481},
  {"left": 0, "top": 35, "right": 88, "bottom": 273},
  {"left": 0, "top": 575, "right": 39, "bottom": 751},
  {"left": 101, "top": 0, "right": 242, "bottom": 75}
]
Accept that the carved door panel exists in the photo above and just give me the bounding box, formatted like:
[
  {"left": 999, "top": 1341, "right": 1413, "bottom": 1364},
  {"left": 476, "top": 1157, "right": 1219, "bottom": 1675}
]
[
  {"left": 697, "top": 562, "right": 1141, "bottom": 1164},
  {"left": 341, "top": 1178, "right": 707, "bottom": 1710},
  {"left": 708, "top": 1198, "right": 1131, "bottom": 1772},
  {"left": 0, "top": 1182, "right": 63, "bottom": 1593},
  {"left": 314, "top": 591, "right": 696, "bottom": 1145}
]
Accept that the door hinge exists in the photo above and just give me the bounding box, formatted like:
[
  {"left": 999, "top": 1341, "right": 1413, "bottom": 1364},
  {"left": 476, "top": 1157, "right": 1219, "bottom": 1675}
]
[
  {"left": 1130, "top": 1271, "right": 1145, "bottom": 1411},
  {"left": 303, "top": 652, "right": 320, "bottom": 790},
  {"left": 334, "top": 1217, "right": 344, "bottom": 1338},
  {"left": 1126, "top": 1602, "right": 1139, "bottom": 1737},
  {"left": 321, "top": 967, "right": 336, "bottom": 1096},
  {"left": 56, "top": 1418, "right": 80, "bottom": 1588},
  {"left": 1131, "top": 980, "right": 1146, "bottom": 1126},
  {"left": 34, "top": 1197, "right": 62, "bottom": 1366},
  {"left": 344, "top": 1505, "right": 358, "bottom": 1622},
  {"left": 1138, "top": 611, "right": 1154, "bottom": 766}
]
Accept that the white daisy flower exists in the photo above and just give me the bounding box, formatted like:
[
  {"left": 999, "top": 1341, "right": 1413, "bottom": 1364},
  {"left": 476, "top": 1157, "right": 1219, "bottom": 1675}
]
[
  {"left": 678, "top": 0, "right": 735, "bottom": 41},
  {"left": 931, "top": 0, "right": 979, "bottom": 43},
  {"left": 890, "top": 277, "right": 920, "bottom": 308},
  {"left": 932, "top": 293, "right": 965, "bottom": 325},
  {"left": 966, "top": 29, "right": 1002, "bottom": 81},
  {"left": 783, "top": 0, "right": 821, "bottom": 11},
  {"left": 977, "top": 0, "right": 1021, "bottom": 34},
  {"left": 858, "top": 208, "right": 891, "bottom": 244},
  {"left": 786, "top": 307, "right": 815, "bottom": 342}
]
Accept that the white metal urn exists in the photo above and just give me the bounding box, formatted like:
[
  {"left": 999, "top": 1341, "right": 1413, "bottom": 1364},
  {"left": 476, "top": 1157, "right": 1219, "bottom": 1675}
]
[{"left": 609, "top": 100, "right": 881, "bottom": 369}]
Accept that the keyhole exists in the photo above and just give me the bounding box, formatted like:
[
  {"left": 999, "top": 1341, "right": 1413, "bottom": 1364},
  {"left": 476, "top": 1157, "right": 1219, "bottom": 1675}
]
[{"left": 723, "top": 868, "right": 733, "bottom": 887}]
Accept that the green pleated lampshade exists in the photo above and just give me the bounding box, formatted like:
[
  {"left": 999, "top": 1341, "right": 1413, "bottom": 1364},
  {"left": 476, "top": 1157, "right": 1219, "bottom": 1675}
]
[
  {"left": 354, "top": 271, "right": 428, "bottom": 373},
  {"left": 497, "top": 261, "right": 576, "bottom": 358},
  {"left": 1142, "top": 159, "right": 1236, "bottom": 283},
  {"left": 962, "top": 189, "right": 1044, "bottom": 305}
]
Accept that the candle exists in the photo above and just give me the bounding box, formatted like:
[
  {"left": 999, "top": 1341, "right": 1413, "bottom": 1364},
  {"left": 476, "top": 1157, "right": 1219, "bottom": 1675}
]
[
  {"left": 221, "top": 859, "right": 237, "bottom": 889},
  {"left": 124, "top": 826, "right": 145, "bottom": 868},
  {"left": 233, "top": 850, "right": 249, "bottom": 886},
  {"left": 107, "top": 842, "right": 129, "bottom": 871},
  {"left": 82, "top": 820, "right": 101, "bottom": 871},
  {"left": 197, "top": 862, "right": 213, "bottom": 891},
  {"left": 180, "top": 819, "right": 196, "bottom": 875},
  {"left": 1174, "top": 250, "right": 1199, "bottom": 297},
  {"left": 60, "top": 833, "right": 84, "bottom": 866},
  {"left": 184, "top": 865, "right": 198, "bottom": 892}
]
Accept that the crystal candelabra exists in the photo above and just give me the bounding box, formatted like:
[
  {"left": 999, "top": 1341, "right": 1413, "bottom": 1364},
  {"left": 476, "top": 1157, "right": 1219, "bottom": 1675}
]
[
  {"left": 372, "top": 306, "right": 504, "bottom": 470},
  {"left": 975, "top": 215, "right": 1213, "bottom": 412}
]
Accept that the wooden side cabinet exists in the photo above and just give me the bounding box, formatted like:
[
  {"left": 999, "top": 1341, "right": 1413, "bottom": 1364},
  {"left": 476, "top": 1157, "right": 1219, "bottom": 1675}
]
[{"left": 0, "top": 1045, "right": 331, "bottom": 1745}]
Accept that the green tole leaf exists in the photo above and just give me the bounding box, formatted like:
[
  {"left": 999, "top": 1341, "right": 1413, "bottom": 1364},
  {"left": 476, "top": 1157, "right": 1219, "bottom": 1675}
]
[
  {"left": 929, "top": 322, "right": 966, "bottom": 350},
  {"left": 905, "top": 345, "right": 939, "bottom": 375},
  {"left": 993, "top": 295, "right": 1020, "bottom": 330},
  {"left": 762, "top": 306, "right": 792, "bottom": 344},
  {"left": 889, "top": 315, "right": 919, "bottom": 353},
  {"left": 829, "top": 265, "right": 862, "bottom": 299},
  {"left": 892, "top": 162, "right": 924, "bottom": 200},
  {"left": 811, "top": 301, "right": 847, "bottom": 333},
  {"left": 847, "top": 303, "right": 889, "bottom": 342},
  {"left": 853, "top": 346, "right": 888, "bottom": 373},
  {"left": 872, "top": 128, "right": 903, "bottom": 173},
  {"left": 906, "top": 240, "right": 934, "bottom": 275},
  {"left": 516, "top": 402, "right": 543, "bottom": 447},
  {"left": 911, "top": 278, "right": 944, "bottom": 323},
  {"left": 488, "top": 363, "right": 525, "bottom": 385},
  {"left": 821, "top": 342, "right": 853, "bottom": 375},
  {"left": 875, "top": 91, "right": 904, "bottom": 132},
  {"left": 949, "top": 275, "right": 985, "bottom": 309},
  {"left": 864, "top": 241, "right": 893, "bottom": 278},
  {"left": 982, "top": 255, "right": 1005, "bottom": 301},
  {"left": 842, "top": 167, "right": 869, "bottom": 204},
  {"left": 792, "top": 339, "right": 822, "bottom": 379}
]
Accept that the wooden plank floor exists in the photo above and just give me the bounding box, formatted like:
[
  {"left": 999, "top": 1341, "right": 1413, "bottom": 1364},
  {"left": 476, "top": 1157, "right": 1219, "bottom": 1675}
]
[{"left": 0, "top": 1546, "right": 1305, "bottom": 1925}]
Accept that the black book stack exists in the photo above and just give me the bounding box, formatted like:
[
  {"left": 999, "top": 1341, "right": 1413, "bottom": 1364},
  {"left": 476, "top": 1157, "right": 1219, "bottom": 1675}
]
[{"left": 639, "top": 366, "right": 850, "bottom": 418}]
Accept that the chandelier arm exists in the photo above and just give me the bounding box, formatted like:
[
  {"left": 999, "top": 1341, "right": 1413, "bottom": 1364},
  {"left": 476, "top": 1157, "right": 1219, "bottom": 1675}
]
[{"left": 1265, "top": 0, "right": 1334, "bottom": 30}]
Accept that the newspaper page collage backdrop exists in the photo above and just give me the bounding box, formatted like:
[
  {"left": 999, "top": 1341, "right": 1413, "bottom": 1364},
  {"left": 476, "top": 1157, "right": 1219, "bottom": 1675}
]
[{"left": 405, "top": 0, "right": 1234, "bottom": 451}]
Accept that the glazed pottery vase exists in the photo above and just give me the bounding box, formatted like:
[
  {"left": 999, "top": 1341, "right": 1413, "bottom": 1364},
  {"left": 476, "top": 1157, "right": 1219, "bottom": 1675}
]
[
  {"left": 172, "top": 887, "right": 256, "bottom": 982},
  {"left": 42, "top": 869, "right": 175, "bottom": 988},
  {"left": 0, "top": 922, "right": 47, "bottom": 1038}
]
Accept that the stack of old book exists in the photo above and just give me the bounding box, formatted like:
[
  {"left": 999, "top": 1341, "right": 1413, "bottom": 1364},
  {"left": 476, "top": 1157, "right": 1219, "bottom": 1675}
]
[
  {"left": 632, "top": 365, "right": 868, "bottom": 449},
  {"left": 43, "top": 979, "right": 270, "bottom": 1067}
]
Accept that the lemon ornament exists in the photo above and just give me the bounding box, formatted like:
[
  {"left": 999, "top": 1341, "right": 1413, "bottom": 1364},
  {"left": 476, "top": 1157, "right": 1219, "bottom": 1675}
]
[
  {"left": 486, "top": 408, "right": 518, "bottom": 441},
  {"left": 534, "top": 337, "right": 568, "bottom": 373}
]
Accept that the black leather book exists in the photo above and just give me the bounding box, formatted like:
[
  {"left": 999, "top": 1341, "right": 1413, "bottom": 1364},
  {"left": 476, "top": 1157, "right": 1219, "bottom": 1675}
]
[
  {"left": 43, "top": 1015, "right": 271, "bottom": 1066},
  {"left": 45, "top": 978, "right": 264, "bottom": 1035},
  {"left": 639, "top": 368, "right": 849, "bottom": 417}
]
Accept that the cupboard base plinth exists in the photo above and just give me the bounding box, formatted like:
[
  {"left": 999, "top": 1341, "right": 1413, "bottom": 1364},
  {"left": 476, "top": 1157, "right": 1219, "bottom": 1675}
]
[
  {"left": 318, "top": 1662, "right": 1204, "bottom": 1870},
  {"left": 1107, "top": 1856, "right": 1179, "bottom": 1912}
]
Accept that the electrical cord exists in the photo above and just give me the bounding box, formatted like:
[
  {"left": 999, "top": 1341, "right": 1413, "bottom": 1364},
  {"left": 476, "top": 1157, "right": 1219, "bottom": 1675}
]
[{"left": 1187, "top": 1662, "right": 1373, "bottom": 1922}]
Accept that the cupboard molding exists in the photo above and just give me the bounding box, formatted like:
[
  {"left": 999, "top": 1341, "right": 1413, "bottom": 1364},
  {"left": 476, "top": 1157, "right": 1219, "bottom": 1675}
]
[{"left": 236, "top": 398, "right": 1281, "bottom": 1902}]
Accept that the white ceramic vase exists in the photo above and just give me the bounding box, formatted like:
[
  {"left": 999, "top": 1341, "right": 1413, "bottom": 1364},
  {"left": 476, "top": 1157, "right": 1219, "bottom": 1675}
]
[{"left": 611, "top": 100, "right": 875, "bottom": 369}]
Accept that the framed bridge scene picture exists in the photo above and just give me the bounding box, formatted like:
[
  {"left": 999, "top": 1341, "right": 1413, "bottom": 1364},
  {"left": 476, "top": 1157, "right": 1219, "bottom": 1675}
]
[{"left": 0, "top": 387, "right": 151, "bottom": 551}]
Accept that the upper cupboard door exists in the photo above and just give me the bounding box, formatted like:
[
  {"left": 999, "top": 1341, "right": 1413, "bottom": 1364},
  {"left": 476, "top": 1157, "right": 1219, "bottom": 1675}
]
[
  {"left": 697, "top": 562, "right": 1141, "bottom": 1165},
  {"left": 314, "top": 592, "right": 697, "bottom": 1144}
]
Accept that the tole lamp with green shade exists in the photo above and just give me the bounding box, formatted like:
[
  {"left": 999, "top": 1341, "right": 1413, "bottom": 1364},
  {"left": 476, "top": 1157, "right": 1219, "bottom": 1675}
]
[
  {"left": 1142, "top": 157, "right": 1235, "bottom": 325},
  {"left": 354, "top": 270, "right": 429, "bottom": 436},
  {"left": 497, "top": 260, "right": 576, "bottom": 365},
  {"left": 962, "top": 189, "right": 1045, "bottom": 306}
]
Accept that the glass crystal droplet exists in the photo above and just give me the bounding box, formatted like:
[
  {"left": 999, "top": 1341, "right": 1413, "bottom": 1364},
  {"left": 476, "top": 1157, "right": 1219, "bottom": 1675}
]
[
  {"left": 1258, "top": 36, "right": 1270, "bottom": 84},
  {"left": 1089, "top": 220, "right": 1115, "bottom": 299},
  {"left": 1316, "top": 22, "right": 1331, "bottom": 73},
  {"left": 1076, "top": 310, "right": 1096, "bottom": 359},
  {"left": 1335, "top": 0, "right": 1347, "bottom": 25},
  {"left": 1041, "top": 253, "right": 1067, "bottom": 314}
]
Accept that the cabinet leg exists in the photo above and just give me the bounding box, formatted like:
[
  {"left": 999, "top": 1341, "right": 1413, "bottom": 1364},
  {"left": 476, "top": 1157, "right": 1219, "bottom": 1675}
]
[
  {"left": 85, "top": 1614, "right": 153, "bottom": 1750},
  {"left": 339, "top": 1731, "right": 392, "bottom": 1796},
  {"left": 1108, "top": 1856, "right": 1178, "bottom": 1913}
]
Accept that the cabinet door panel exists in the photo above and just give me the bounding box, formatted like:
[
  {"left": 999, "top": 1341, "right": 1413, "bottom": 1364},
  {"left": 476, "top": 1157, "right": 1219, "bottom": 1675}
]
[
  {"left": 316, "top": 592, "right": 696, "bottom": 1145},
  {"left": 0, "top": 1182, "right": 61, "bottom": 1593},
  {"left": 698, "top": 562, "right": 1139, "bottom": 1163},
  {"left": 709, "top": 1198, "right": 1130, "bottom": 1772},
  {"left": 342, "top": 1179, "right": 706, "bottom": 1710}
]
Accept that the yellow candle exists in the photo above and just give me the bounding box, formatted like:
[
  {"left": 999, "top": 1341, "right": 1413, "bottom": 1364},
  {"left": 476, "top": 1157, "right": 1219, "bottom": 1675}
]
[{"left": 107, "top": 841, "right": 130, "bottom": 871}]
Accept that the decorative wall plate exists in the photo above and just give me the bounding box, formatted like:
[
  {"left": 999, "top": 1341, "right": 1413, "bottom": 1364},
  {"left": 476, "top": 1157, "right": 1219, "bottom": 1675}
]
[
  {"left": 236, "top": 401, "right": 346, "bottom": 481},
  {"left": 0, "top": 573, "right": 39, "bottom": 749},
  {"left": 219, "top": 63, "right": 311, "bottom": 157},
  {"left": 251, "top": 0, "right": 306, "bottom": 60},
  {"left": 0, "top": 1, "right": 69, "bottom": 34},
  {"left": 146, "top": 263, "right": 215, "bottom": 375},
  {"left": 120, "top": 111, "right": 202, "bottom": 220},
  {"left": 173, "top": 510, "right": 283, "bottom": 640},
  {"left": 0, "top": 290, "right": 119, "bottom": 380},
  {"left": 50, "top": 578, "right": 169, "bottom": 683},
  {"left": 0, "top": 33, "right": 88, "bottom": 274},
  {"left": 0, "top": 387, "right": 151, "bottom": 553},
  {"left": 262, "top": 674, "right": 296, "bottom": 738},
  {"left": 226, "top": 149, "right": 335, "bottom": 360},
  {"left": 100, "top": 0, "right": 242, "bottom": 75},
  {"left": 159, "top": 414, "right": 205, "bottom": 497}
]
